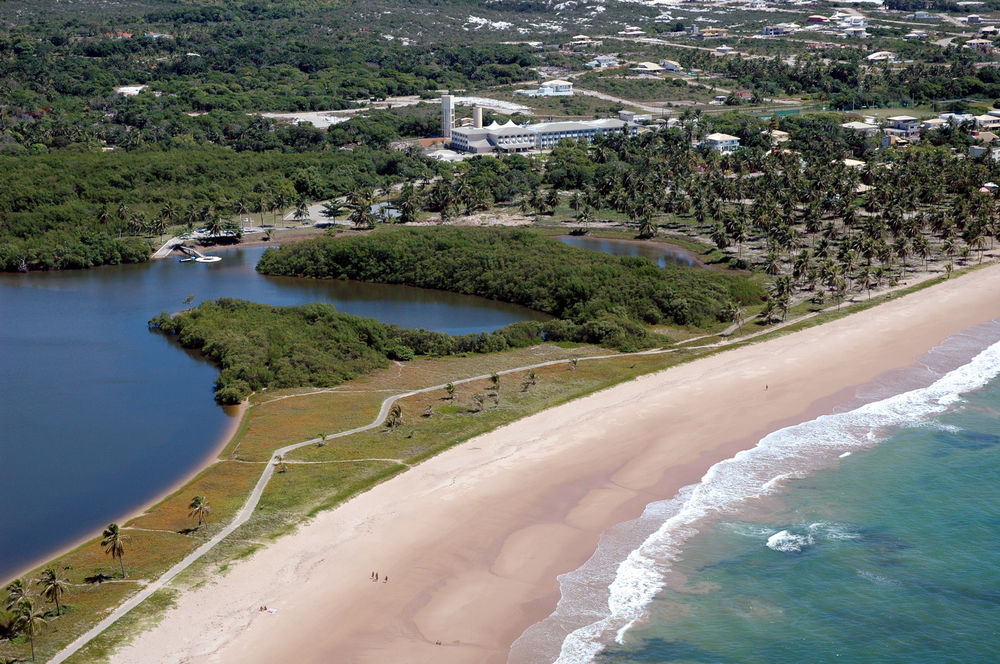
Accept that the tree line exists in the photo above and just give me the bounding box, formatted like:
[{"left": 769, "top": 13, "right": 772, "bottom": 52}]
[{"left": 256, "top": 226, "right": 764, "bottom": 342}]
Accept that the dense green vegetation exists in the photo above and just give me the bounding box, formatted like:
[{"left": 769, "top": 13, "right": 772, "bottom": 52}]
[
  {"left": 150, "top": 297, "right": 557, "bottom": 403},
  {"left": 257, "top": 226, "right": 763, "bottom": 330},
  {"left": 0, "top": 146, "right": 434, "bottom": 271}
]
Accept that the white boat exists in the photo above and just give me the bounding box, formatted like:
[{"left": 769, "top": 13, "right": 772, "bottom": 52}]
[
  {"left": 178, "top": 257, "right": 194, "bottom": 263},
  {"left": 195, "top": 256, "right": 222, "bottom": 263}
]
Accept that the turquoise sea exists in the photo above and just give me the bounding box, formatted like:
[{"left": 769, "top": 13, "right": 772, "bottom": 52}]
[{"left": 512, "top": 322, "right": 1000, "bottom": 663}]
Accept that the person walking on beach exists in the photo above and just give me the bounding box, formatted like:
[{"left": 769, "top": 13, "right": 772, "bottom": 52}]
[{"left": 383, "top": 576, "right": 388, "bottom": 583}]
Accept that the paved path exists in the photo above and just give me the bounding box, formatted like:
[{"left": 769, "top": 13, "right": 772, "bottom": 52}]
[{"left": 150, "top": 237, "right": 181, "bottom": 260}]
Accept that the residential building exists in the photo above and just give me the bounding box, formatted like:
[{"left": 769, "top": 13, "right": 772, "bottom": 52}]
[
  {"left": 965, "top": 38, "right": 994, "bottom": 53},
  {"left": 585, "top": 55, "right": 619, "bottom": 69},
  {"left": 632, "top": 62, "right": 665, "bottom": 73},
  {"left": 660, "top": 59, "right": 683, "bottom": 72},
  {"left": 975, "top": 114, "right": 1000, "bottom": 130},
  {"left": 940, "top": 112, "right": 976, "bottom": 126},
  {"left": 515, "top": 80, "right": 574, "bottom": 97},
  {"left": 883, "top": 115, "right": 920, "bottom": 140},
  {"left": 920, "top": 118, "right": 948, "bottom": 131},
  {"left": 619, "top": 110, "right": 653, "bottom": 123},
  {"left": 765, "top": 129, "right": 790, "bottom": 144},
  {"left": 568, "top": 34, "right": 601, "bottom": 47},
  {"left": 807, "top": 15, "right": 829, "bottom": 23},
  {"left": 714, "top": 44, "right": 736, "bottom": 56},
  {"left": 698, "top": 27, "right": 730, "bottom": 40},
  {"left": 843, "top": 27, "right": 868, "bottom": 38},
  {"left": 968, "top": 14, "right": 982, "bottom": 23},
  {"left": 704, "top": 132, "right": 740, "bottom": 153},
  {"left": 618, "top": 26, "right": 645, "bottom": 36},
  {"left": 969, "top": 144, "right": 1000, "bottom": 160},
  {"left": 842, "top": 121, "right": 878, "bottom": 136}
]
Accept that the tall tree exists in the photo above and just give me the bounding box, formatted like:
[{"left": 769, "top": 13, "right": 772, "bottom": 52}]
[
  {"left": 4, "top": 579, "right": 26, "bottom": 610},
  {"left": 35, "top": 568, "right": 67, "bottom": 616},
  {"left": 188, "top": 496, "right": 212, "bottom": 526},
  {"left": 16, "top": 598, "right": 47, "bottom": 662},
  {"left": 101, "top": 523, "right": 130, "bottom": 578}
]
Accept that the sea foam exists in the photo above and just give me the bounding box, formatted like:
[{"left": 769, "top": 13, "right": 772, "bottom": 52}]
[{"left": 510, "top": 334, "right": 1000, "bottom": 664}]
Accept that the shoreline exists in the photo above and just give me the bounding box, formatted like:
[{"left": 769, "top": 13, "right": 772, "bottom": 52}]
[
  {"left": 109, "top": 263, "right": 1000, "bottom": 664},
  {"left": 2, "top": 402, "right": 246, "bottom": 587}
]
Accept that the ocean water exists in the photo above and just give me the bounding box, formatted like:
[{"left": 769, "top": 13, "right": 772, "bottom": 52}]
[{"left": 512, "top": 321, "right": 1000, "bottom": 664}]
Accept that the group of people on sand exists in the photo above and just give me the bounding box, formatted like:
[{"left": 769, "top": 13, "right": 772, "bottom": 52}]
[{"left": 370, "top": 571, "right": 388, "bottom": 583}]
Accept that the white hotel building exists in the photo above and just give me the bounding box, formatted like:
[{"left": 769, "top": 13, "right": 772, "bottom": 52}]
[{"left": 450, "top": 118, "right": 632, "bottom": 153}]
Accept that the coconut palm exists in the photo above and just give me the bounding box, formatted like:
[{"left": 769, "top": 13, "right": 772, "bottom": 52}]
[
  {"left": 188, "top": 495, "right": 212, "bottom": 526},
  {"left": 16, "top": 598, "right": 47, "bottom": 661},
  {"left": 292, "top": 199, "right": 310, "bottom": 225},
  {"left": 205, "top": 211, "right": 225, "bottom": 237},
  {"left": 723, "top": 301, "right": 746, "bottom": 332},
  {"left": 348, "top": 188, "right": 377, "bottom": 229},
  {"left": 637, "top": 215, "right": 657, "bottom": 240},
  {"left": 35, "top": 568, "right": 67, "bottom": 616},
  {"left": 4, "top": 579, "right": 26, "bottom": 610},
  {"left": 101, "top": 523, "right": 130, "bottom": 578}
]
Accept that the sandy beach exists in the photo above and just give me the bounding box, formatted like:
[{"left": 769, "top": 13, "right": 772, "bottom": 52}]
[{"left": 110, "top": 264, "right": 1000, "bottom": 664}]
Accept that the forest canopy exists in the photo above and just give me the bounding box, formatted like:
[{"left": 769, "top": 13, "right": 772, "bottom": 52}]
[{"left": 256, "top": 226, "right": 764, "bottom": 333}]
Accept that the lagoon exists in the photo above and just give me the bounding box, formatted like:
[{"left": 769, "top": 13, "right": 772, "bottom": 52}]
[
  {"left": 0, "top": 245, "right": 547, "bottom": 582},
  {"left": 556, "top": 235, "right": 699, "bottom": 268}
]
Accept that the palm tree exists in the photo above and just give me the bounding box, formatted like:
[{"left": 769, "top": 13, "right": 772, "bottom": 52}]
[
  {"left": 348, "top": 189, "right": 377, "bottom": 229},
  {"left": 723, "top": 301, "right": 746, "bottom": 332},
  {"left": 35, "top": 568, "right": 67, "bottom": 616},
  {"left": 98, "top": 206, "right": 114, "bottom": 234},
  {"left": 206, "top": 210, "right": 225, "bottom": 237},
  {"left": 292, "top": 199, "right": 310, "bottom": 225},
  {"left": 16, "top": 598, "right": 47, "bottom": 661},
  {"left": 637, "top": 215, "right": 657, "bottom": 240},
  {"left": 101, "top": 523, "right": 130, "bottom": 578},
  {"left": 188, "top": 495, "right": 212, "bottom": 526},
  {"left": 4, "top": 579, "right": 26, "bottom": 610},
  {"left": 160, "top": 202, "right": 177, "bottom": 229},
  {"left": 234, "top": 198, "right": 250, "bottom": 231}
]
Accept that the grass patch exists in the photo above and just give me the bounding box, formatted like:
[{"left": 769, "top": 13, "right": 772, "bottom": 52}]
[{"left": 62, "top": 589, "right": 178, "bottom": 664}]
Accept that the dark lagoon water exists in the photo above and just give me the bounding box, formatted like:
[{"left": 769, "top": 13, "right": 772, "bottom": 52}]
[
  {"left": 556, "top": 236, "right": 698, "bottom": 268},
  {"left": 512, "top": 321, "right": 1000, "bottom": 664},
  {"left": 0, "top": 245, "right": 547, "bottom": 583}
]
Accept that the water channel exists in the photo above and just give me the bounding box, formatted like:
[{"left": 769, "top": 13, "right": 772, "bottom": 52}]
[{"left": 0, "top": 245, "right": 548, "bottom": 582}]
